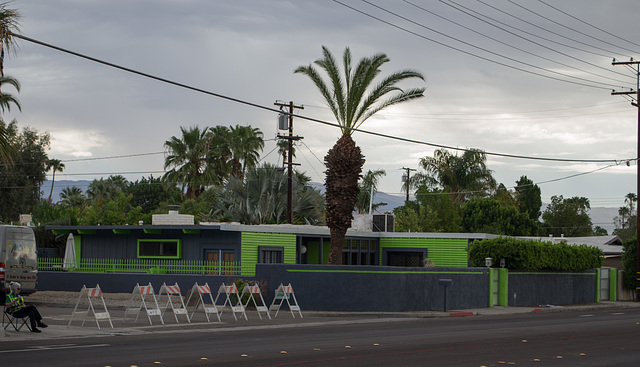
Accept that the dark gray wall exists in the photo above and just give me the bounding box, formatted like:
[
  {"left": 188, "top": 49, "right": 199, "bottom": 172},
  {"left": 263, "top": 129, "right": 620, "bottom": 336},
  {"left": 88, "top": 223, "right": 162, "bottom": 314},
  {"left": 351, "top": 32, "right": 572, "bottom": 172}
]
[
  {"left": 507, "top": 270, "right": 597, "bottom": 306},
  {"left": 36, "top": 266, "right": 599, "bottom": 312},
  {"left": 255, "top": 264, "right": 490, "bottom": 312}
]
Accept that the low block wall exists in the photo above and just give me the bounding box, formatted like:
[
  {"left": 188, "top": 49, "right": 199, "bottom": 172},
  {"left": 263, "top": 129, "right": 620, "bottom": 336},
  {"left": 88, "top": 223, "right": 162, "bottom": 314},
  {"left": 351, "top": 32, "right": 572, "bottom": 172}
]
[
  {"left": 255, "top": 264, "right": 490, "bottom": 312},
  {"left": 507, "top": 270, "right": 597, "bottom": 306}
]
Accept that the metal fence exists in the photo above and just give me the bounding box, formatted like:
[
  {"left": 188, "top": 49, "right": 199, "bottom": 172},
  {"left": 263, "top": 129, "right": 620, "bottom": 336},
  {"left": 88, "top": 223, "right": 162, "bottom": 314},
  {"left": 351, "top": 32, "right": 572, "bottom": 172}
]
[{"left": 38, "top": 257, "right": 242, "bottom": 275}]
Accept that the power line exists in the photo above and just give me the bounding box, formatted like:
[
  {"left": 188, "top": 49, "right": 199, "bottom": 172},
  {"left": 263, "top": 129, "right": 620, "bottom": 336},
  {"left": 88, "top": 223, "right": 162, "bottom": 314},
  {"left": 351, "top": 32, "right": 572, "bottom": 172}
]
[
  {"left": 401, "top": 0, "right": 631, "bottom": 85},
  {"left": 13, "top": 33, "right": 633, "bottom": 164},
  {"left": 505, "top": 0, "right": 639, "bottom": 55},
  {"left": 538, "top": 0, "right": 640, "bottom": 49},
  {"left": 357, "top": 0, "right": 621, "bottom": 89}
]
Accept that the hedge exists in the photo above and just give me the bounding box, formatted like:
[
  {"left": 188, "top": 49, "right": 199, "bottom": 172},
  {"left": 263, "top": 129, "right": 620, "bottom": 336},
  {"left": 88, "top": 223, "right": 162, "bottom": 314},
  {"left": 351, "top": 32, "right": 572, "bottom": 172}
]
[{"left": 468, "top": 237, "right": 603, "bottom": 271}]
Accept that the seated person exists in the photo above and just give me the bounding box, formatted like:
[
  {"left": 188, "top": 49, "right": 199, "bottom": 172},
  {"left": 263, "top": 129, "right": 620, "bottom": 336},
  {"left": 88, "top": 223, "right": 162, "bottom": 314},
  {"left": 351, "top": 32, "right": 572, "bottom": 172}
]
[{"left": 5, "top": 282, "right": 48, "bottom": 332}]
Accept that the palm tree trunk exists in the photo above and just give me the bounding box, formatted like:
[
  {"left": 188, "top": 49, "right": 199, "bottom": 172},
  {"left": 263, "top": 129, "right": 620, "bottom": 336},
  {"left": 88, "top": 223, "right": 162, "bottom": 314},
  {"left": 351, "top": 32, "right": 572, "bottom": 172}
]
[
  {"left": 325, "top": 135, "right": 365, "bottom": 265},
  {"left": 48, "top": 171, "right": 55, "bottom": 203}
]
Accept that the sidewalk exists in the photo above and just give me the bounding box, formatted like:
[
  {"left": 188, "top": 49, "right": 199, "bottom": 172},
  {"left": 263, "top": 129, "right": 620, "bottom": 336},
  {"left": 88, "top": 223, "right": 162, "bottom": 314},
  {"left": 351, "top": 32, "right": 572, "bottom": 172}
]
[{"left": 3, "top": 291, "right": 640, "bottom": 342}]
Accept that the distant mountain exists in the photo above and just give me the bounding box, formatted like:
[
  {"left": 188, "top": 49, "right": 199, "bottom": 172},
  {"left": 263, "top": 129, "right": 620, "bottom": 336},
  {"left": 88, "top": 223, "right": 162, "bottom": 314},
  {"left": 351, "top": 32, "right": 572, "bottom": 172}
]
[{"left": 41, "top": 180, "right": 92, "bottom": 202}]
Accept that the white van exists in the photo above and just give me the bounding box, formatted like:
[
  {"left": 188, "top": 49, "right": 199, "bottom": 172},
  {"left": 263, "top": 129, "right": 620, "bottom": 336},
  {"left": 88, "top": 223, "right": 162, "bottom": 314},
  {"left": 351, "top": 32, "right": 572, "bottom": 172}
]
[{"left": 0, "top": 225, "right": 38, "bottom": 302}]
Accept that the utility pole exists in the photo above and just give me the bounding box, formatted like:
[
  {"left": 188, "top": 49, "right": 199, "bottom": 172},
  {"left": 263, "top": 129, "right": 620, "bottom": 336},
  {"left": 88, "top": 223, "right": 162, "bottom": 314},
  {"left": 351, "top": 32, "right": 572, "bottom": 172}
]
[
  {"left": 402, "top": 167, "right": 416, "bottom": 202},
  {"left": 612, "top": 58, "right": 640, "bottom": 301},
  {"left": 275, "top": 101, "right": 304, "bottom": 224}
]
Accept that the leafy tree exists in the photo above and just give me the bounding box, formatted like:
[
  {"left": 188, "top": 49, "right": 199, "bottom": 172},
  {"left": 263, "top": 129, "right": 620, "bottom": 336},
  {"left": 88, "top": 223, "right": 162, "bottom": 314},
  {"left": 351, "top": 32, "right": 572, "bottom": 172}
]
[
  {"left": 493, "top": 183, "right": 516, "bottom": 208},
  {"left": 613, "top": 192, "right": 637, "bottom": 241},
  {"left": 461, "top": 198, "right": 537, "bottom": 236},
  {"left": 621, "top": 236, "right": 637, "bottom": 290},
  {"left": 541, "top": 195, "right": 594, "bottom": 237},
  {"left": 45, "top": 158, "right": 65, "bottom": 203},
  {"left": 514, "top": 175, "right": 542, "bottom": 222},
  {"left": 295, "top": 46, "right": 425, "bottom": 264},
  {"left": 125, "top": 175, "right": 179, "bottom": 214},
  {"left": 81, "top": 191, "right": 144, "bottom": 225},
  {"left": 0, "top": 121, "right": 50, "bottom": 223},
  {"left": 356, "top": 169, "right": 386, "bottom": 214},
  {"left": 417, "top": 148, "right": 496, "bottom": 204},
  {"left": 394, "top": 188, "right": 462, "bottom": 233}
]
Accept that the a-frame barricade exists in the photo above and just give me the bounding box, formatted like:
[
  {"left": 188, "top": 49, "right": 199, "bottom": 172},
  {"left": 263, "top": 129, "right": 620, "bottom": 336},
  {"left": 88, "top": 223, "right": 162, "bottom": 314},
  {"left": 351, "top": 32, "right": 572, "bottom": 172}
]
[
  {"left": 68, "top": 285, "right": 113, "bottom": 329},
  {"left": 214, "top": 283, "right": 247, "bottom": 321},
  {"left": 241, "top": 283, "right": 270, "bottom": 320},
  {"left": 123, "top": 282, "right": 164, "bottom": 325},
  {"left": 269, "top": 283, "right": 302, "bottom": 318},
  {"left": 158, "top": 282, "right": 190, "bottom": 323},
  {"left": 185, "top": 282, "right": 220, "bottom": 322}
]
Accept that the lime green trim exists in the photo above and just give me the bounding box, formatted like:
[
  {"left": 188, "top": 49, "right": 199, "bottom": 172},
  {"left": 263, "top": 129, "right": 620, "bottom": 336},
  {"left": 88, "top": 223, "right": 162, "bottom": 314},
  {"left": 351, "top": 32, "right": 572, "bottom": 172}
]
[
  {"left": 510, "top": 272, "right": 595, "bottom": 275},
  {"left": 73, "top": 234, "right": 81, "bottom": 269},
  {"left": 286, "top": 269, "right": 483, "bottom": 275},
  {"left": 498, "top": 268, "right": 509, "bottom": 306},
  {"left": 596, "top": 268, "right": 601, "bottom": 303},
  {"left": 51, "top": 229, "right": 71, "bottom": 235},
  {"left": 488, "top": 268, "right": 497, "bottom": 308},
  {"left": 137, "top": 239, "right": 182, "bottom": 259},
  {"left": 143, "top": 229, "right": 162, "bottom": 234},
  {"left": 379, "top": 237, "right": 468, "bottom": 267},
  {"left": 609, "top": 268, "right": 617, "bottom": 301},
  {"left": 77, "top": 229, "right": 96, "bottom": 235},
  {"left": 182, "top": 229, "right": 200, "bottom": 234},
  {"left": 113, "top": 229, "right": 131, "bottom": 234},
  {"left": 241, "top": 232, "right": 296, "bottom": 276}
]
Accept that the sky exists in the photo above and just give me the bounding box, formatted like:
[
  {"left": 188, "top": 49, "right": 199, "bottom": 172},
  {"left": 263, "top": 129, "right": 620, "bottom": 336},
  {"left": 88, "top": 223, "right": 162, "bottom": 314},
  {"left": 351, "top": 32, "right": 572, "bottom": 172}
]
[{"left": 4, "top": 0, "right": 640, "bottom": 212}]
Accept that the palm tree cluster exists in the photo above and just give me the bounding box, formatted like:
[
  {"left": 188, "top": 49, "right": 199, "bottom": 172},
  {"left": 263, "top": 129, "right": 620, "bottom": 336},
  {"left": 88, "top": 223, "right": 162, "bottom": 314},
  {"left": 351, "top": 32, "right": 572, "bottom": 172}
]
[
  {"left": 0, "top": 2, "right": 20, "bottom": 165},
  {"left": 163, "top": 124, "right": 264, "bottom": 200}
]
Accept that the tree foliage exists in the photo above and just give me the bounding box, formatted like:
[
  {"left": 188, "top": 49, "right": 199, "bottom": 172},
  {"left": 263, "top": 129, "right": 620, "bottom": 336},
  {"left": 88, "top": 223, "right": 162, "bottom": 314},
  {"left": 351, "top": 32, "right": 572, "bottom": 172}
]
[
  {"left": 541, "top": 195, "right": 594, "bottom": 237},
  {"left": 621, "top": 236, "right": 637, "bottom": 290},
  {"left": 0, "top": 121, "right": 49, "bottom": 223},
  {"left": 514, "top": 175, "right": 542, "bottom": 222},
  {"left": 417, "top": 148, "right": 496, "bottom": 204},
  {"left": 469, "top": 237, "right": 603, "bottom": 271},
  {"left": 462, "top": 198, "right": 537, "bottom": 236}
]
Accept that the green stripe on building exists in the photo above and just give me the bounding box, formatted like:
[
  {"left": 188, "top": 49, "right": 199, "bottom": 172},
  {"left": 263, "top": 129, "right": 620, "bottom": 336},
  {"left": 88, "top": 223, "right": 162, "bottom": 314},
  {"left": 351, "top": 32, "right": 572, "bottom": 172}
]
[{"left": 241, "top": 232, "right": 297, "bottom": 276}]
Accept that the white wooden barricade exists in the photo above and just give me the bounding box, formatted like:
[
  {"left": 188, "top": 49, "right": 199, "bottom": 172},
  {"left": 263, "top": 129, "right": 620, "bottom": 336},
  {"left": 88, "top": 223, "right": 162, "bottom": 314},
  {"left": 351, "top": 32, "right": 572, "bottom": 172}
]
[
  {"left": 214, "top": 283, "right": 247, "bottom": 321},
  {"left": 68, "top": 285, "right": 113, "bottom": 329},
  {"left": 241, "top": 283, "right": 270, "bottom": 320},
  {"left": 184, "top": 282, "right": 220, "bottom": 322},
  {"left": 158, "top": 282, "right": 190, "bottom": 323},
  {"left": 123, "top": 282, "right": 164, "bottom": 325},
  {"left": 269, "top": 283, "right": 303, "bottom": 318}
]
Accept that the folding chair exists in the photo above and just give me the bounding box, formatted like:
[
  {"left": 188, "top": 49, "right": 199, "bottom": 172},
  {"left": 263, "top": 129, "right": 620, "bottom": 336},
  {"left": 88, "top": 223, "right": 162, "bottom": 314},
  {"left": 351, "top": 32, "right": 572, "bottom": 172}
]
[{"left": 3, "top": 304, "right": 31, "bottom": 332}]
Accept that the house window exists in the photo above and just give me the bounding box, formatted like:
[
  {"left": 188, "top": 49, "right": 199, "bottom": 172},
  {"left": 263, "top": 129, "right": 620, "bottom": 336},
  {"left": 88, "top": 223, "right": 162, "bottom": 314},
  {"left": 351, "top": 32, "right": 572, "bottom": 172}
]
[
  {"left": 137, "top": 239, "right": 181, "bottom": 259},
  {"left": 259, "top": 246, "right": 284, "bottom": 263},
  {"left": 342, "top": 239, "right": 378, "bottom": 265},
  {"left": 383, "top": 248, "right": 428, "bottom": 267}
]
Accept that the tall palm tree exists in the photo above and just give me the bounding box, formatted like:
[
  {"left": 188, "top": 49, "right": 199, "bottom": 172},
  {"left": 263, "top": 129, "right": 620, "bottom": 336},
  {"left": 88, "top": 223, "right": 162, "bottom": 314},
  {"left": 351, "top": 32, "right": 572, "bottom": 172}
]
[
  {"left": 60, "top": 186, "right": 86, "bottom": 208},
  {"left": 296, "top": 46, "right": 425, "bottom": 264},
  {"left": 356, "top": 169, "right": 386, "bottom": 214},
  {"left": 163, "top": 126, "right": 212, "bottom": 200},
  {"left": 0, "top": 75, "right": 20, "bottom": 165},
  {"left": 0, "top": 2, "right": 20, "bottom": 165},
  {"left": 45, "top": 158, "right": 65, "bottom": 203},
  {"left": 418, "top": 148, "right": 496, "bottom": 204},
  {"left": 228, "top": 124, "right": 264, "bottom": 180}
]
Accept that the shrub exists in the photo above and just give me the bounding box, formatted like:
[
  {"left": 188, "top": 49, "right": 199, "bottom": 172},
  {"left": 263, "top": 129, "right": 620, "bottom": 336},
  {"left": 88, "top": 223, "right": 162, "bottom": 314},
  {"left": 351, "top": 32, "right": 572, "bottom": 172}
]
[{"left": 468, "top": 237, "right": 603, "bottom": 271}]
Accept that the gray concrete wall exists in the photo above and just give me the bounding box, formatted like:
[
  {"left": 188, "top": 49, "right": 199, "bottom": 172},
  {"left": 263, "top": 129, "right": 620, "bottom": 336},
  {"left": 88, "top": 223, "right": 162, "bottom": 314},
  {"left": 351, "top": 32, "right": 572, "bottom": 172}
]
[
  {"left": 507, "top": 270, "right": 597, "bottom": 306},
  {"left": 255, "top": 264, "right": 490, "bottom": 312}
]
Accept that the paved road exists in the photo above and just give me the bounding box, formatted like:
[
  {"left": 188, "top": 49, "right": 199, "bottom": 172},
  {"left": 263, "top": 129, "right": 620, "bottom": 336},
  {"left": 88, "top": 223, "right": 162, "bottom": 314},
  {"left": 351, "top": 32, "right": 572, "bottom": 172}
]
[{"left": 2, "top": 304, "right": 639, "bottom": 366}]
